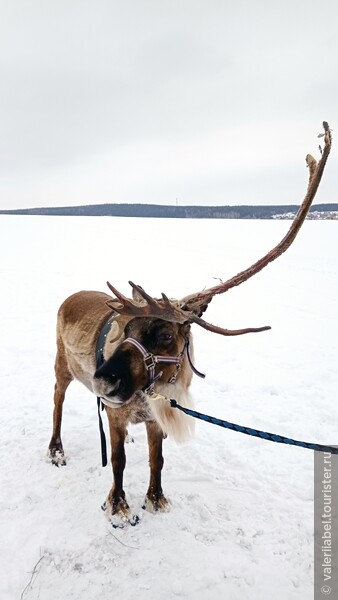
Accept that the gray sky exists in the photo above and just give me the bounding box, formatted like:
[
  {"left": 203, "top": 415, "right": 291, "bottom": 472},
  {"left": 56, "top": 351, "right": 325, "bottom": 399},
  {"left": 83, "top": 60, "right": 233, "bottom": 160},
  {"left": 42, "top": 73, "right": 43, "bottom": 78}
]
[{"left": 1, "top": 0, "right": 337, "bottom": 209}]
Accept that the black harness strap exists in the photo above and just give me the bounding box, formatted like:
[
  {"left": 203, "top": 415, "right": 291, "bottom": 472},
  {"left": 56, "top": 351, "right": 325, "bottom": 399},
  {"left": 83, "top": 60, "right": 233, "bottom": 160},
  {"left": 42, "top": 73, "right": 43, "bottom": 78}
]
[
  {"left": 97, "top": 397, "right": 107, "bottom": 467},
  {"left": 185, "top": 338, "right": 205, "bottom": 379},
  {"left": 95, "top": 316, "right": 116, "bottom": 467}
]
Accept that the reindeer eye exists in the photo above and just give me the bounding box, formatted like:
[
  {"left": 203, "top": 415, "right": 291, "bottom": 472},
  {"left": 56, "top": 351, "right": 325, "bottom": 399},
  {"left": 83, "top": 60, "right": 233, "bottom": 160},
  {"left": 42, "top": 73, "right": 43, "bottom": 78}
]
[{"left": 160, "top": 333, "right": 173, "bottom": 343}]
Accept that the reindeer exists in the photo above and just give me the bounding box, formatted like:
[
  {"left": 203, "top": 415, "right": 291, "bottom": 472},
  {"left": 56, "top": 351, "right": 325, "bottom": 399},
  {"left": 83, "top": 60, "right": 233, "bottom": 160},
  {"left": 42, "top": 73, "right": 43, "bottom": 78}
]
[{"left": 48, "top": 123, "right": 331, "bottom": 526}]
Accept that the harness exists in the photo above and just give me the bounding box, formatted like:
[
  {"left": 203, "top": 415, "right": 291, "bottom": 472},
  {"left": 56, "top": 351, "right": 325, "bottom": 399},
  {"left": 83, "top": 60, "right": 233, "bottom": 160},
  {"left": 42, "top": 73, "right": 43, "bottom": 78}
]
[
  {"left": 121, "top": 337, "right": 184, "bottom": 388},
  {"left": 95, "top": 316, "right": 205, "bottom": 390},
  {"left": 123, "top": 336, "right": 205, "bottom": 389}
]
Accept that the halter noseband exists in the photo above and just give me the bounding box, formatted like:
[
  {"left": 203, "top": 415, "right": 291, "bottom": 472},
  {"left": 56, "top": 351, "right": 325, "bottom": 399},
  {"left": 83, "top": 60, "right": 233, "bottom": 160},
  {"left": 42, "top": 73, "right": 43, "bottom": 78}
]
[
  {"left": 96, "top": 317, "right": 205, "bottom": 396},
  {"left": 122, "top": 337, "right": 185, "bottom": 390}
]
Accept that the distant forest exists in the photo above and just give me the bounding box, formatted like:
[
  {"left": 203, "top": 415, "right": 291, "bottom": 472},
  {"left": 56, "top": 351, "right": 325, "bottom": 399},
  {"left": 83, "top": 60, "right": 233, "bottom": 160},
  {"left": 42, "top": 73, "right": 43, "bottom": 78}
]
[{"left": 1, "top": 203, "right": 338, "bottom": 219}]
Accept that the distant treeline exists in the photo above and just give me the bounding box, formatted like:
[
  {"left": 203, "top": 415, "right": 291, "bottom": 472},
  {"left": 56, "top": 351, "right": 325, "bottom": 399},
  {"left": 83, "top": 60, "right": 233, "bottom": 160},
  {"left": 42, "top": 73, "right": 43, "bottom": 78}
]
[{"left": 1, "top": 203, "right": 338, "bottom": 219}]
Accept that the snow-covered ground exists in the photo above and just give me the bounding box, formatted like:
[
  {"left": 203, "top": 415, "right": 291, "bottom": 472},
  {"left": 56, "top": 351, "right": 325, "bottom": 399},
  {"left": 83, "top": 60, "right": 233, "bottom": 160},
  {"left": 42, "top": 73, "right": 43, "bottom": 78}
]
[{"left": 1, "top": 215, "right": 337, "bottom": 600}]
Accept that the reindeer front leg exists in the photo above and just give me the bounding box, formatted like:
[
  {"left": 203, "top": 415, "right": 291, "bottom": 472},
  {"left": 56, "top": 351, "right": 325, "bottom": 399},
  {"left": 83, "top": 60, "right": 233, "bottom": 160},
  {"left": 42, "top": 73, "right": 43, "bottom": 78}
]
[
  {"left": 103, "top": 414, "right": 135, "bottom": 526},
  {"left": 144, "top": 421, "right": 170, "bottom": 512}
]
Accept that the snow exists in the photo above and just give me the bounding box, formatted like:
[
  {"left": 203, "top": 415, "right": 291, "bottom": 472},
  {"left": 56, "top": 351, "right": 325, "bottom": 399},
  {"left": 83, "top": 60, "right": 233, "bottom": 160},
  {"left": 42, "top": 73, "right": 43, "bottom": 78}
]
[{"left": 1, "top": 215, "right": 337, "bottom": 600}]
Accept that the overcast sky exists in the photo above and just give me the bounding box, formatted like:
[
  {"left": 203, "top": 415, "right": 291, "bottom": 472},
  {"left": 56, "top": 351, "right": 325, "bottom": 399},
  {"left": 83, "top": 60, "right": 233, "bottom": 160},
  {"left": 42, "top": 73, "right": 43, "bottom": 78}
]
[{"left": 1, "top": 0, "right": 337, "bottom": 209}]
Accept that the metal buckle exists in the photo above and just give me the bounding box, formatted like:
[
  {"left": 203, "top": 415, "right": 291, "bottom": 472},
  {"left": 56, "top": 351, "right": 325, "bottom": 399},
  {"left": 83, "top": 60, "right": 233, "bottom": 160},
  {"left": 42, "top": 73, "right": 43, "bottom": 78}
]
[
  {"left": 167, "top": 362, "right": 181, "bottom": 384},
  {"left": 144, "top": 354, "right": 155, "bottom": 370}
]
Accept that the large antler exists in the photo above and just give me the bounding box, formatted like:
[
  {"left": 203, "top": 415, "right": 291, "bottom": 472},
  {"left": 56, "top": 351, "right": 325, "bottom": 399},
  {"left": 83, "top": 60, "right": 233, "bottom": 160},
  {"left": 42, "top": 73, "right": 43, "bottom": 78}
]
[
  {"left": 107, "top": 122, "right": 332, "bottom": 337},
  {"left": 106, "top": 281, "right": 188, "bottom": 323},
  {"left": 106, "top": 281, "right": 271, "bottom": 336},
  {"left": 181, "top": 121, "right": 332, "bottom": 315}
]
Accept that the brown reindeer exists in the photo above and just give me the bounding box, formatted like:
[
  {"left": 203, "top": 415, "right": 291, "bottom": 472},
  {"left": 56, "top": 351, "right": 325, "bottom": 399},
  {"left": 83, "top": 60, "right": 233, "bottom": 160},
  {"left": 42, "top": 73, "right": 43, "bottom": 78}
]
[{"left": 48, "top": 123, "right": 331, "bottom": 526}]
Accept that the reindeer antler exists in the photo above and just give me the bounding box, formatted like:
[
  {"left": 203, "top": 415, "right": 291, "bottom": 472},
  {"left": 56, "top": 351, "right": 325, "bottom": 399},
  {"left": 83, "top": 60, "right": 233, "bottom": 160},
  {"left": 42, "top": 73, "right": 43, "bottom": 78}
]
[
  {"left": 107, "top": 122, "right": 332, "bottom": 337},
  {"left": 181, "top": 121, "right": 332, "bottom": 315},
  {"left": 106, "top": 281, "right": 189, "bottom": 323},
  {"left": 106, "top": 280, "right": 271, "bottom": 336}
]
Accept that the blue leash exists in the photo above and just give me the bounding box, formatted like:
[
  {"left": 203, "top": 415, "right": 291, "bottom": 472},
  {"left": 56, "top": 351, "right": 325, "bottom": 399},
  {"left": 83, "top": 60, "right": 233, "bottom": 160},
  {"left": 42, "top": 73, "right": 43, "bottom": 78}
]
[{"left": 169, "top": 399, "right": 338, "bottom": 454}]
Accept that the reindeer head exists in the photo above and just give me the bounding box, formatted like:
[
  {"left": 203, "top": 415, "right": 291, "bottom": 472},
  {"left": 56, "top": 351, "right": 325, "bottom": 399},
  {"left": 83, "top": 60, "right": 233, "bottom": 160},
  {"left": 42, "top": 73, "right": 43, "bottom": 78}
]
[
  {"left": 93, "top": 314, "right": 191, "bottom": 406},
  {"left": 93, "top": 122, "right": 331, "bottom": 407}
]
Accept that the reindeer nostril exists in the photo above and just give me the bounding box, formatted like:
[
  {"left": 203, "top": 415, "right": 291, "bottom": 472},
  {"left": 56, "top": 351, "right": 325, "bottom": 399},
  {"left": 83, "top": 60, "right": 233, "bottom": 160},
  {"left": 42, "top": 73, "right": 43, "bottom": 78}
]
[{"left": 106, "top": 377, "right": 121, "bottom": 397}]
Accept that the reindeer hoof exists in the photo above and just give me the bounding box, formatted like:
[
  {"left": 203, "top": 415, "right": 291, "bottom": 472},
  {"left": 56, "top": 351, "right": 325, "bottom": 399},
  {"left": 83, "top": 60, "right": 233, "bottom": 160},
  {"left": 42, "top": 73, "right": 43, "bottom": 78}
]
[
  {"left": 110, "top": 514, "right": 140, "bottom": 528},
  {"left": 110, "top": 515, "right": 129, "bottom": 529},
  {"left": 48, "top": 448, "right": 66, "bottom": 466},
  {"left": 102, "top": 499, "right": 139, "bottom": 526},
  {"left": 143, "top": 494, "right": 171, "bottom": 513},
  {"left": 129, "top": 514, "right": 140, "bottom": 526},
  {"left": 111, "top": 514, "right": 140, "bottom": 528}
]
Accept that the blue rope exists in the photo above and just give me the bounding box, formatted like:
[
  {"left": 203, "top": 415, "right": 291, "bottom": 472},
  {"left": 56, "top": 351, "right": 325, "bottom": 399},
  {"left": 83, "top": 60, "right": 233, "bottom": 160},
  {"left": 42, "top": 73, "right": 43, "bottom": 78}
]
[{"left": 169, "top": 400, "right": 338, "bottom": 454}]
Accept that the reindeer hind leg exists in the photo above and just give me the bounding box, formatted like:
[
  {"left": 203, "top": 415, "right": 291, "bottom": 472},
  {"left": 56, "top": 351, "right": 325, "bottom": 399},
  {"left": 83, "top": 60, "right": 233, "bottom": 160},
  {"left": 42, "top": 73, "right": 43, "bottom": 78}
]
[{"left": 48, "top": 339, "right": 73, "bottom": 466}]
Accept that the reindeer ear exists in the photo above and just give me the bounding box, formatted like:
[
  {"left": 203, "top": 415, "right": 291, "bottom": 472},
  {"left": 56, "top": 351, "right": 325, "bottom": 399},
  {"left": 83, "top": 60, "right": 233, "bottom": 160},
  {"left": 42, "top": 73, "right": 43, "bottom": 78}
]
[
  {"left": 180, "top": 298, "right": 212, "bottom": 318},
  {"left": 180, "top": 321, "right": 191, "bottom": 337},
  {"left": 105, "top": 300, "right": 121, "bottom": 311},
  {"left": 132, "top": 287, "right": 145, "bottom": 303}
]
